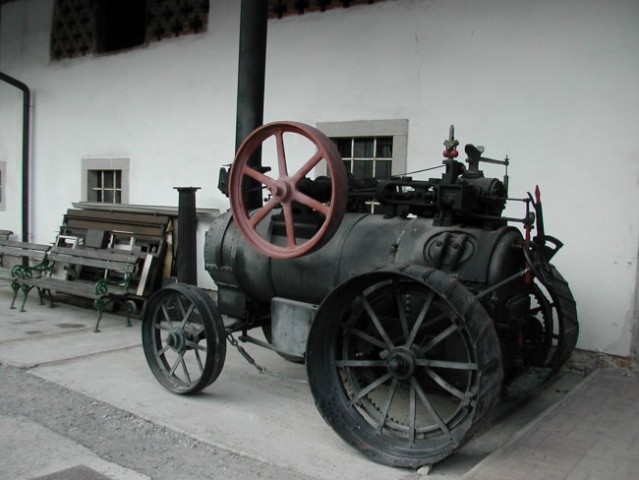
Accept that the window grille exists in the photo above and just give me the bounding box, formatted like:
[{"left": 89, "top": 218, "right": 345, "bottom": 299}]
[{"left": 88, "top": 169, "right": 122, "bottom": 204}]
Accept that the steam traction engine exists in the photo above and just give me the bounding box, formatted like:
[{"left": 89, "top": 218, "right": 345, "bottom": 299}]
[{"left": 141, "top": 122, "right": 578, "bottom": 468}]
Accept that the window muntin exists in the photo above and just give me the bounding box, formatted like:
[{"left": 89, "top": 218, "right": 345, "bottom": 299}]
[{"left": 88, "top": 169, "right": 122, "bottom": 203}]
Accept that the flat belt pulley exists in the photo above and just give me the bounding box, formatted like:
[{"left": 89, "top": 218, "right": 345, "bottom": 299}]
[{"left": 228, "top": 121, "right": 348, "bottom": 259}]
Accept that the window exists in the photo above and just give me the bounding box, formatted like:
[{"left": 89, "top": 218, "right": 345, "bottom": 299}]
[
  {"left": 335, "top": 136, "right": 393, "bottom": 179},
  {"left": 0, "top": 161, "right": 6, "bottom": 212},
  {"left": 317, "top": 119, "right": 408, "bottom": 212},
  {"left": 82, "top": 158, "right": 129, "bottom": 204}
]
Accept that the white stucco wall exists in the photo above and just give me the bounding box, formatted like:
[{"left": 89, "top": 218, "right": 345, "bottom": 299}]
[{"left": 1, "top": 0, "right": 638, "bottom": 357}]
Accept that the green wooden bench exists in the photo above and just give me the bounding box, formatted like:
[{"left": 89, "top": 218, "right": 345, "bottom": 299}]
[
  {"left": 0, "top": 239, "right": 51, "bottom": 308},
  {"left": 15, "top": 246, "right": 140, "bottom": 332}
]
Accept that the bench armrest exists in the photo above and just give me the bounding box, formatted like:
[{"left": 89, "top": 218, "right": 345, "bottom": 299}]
[{"left": 12, "top": 259, "right": 52, "bottom": 279}]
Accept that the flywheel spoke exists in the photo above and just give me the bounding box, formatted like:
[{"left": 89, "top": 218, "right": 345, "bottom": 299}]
[
  {"left": 275, "top": 131, "right": 289, "bottom": 177},
  {"left": 249, "top": 197, "right": 280, "bottom": 228}
]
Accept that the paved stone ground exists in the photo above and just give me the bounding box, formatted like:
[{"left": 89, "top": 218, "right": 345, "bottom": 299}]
[
  {"left": 464, "top": 369, "right": 639, "bottom": 480},
  {"left": 1, "top": 285, "right": 637, "bottom": 480}
]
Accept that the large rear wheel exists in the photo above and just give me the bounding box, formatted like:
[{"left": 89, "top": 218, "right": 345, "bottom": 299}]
[{"left": 306, "top": 266, "right": 503, "bottom": 468}]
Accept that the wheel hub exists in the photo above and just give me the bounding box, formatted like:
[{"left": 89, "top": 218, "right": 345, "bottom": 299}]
[
  {"left": 386, "top": 348, "right": 416, "bottom": 380},
  {"left": 270, "top": 178, "right": 293, "bottom": 202},
  {"left": 166, "top": 328, "right": 187, "bottom": 353}
]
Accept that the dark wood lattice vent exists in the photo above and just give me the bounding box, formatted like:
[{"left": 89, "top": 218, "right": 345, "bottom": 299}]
[
  {"left": 50, "top": 0, "right": 210, "bottom": 60},
  {"left": 268, "top": 0, "right": 385, "bottom": 19}
]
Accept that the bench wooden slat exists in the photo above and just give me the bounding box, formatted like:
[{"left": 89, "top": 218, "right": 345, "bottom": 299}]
[
  {"left": 49, "top": 247, "right": 138, "bottom": 272},
  {"left": 0, "top": 240, "right": 51, "bottom": 259},
  {"left": 26, "top": 277, "right": 128, "bottom": 299},
  {"left": 0, "top": 240, "right": 51, "bottom": 252}
]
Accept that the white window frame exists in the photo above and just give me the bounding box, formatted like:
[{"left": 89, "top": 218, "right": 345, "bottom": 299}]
[
  {"left": 316, "top": 119, "right": 409, "bottom": 176},
  {"left": 81, "top": 157, "right": 130, "bottom": 204}
]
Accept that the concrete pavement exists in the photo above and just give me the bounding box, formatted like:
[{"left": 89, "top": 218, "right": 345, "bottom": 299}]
[{"left": 0, "top": 284, "right": 637, "bottom": 479}]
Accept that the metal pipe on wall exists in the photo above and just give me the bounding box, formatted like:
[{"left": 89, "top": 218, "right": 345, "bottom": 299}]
[
  {"left": 234, "top": 0, "right": 268, "bottom": 210},
  {"left": 0, "top": 71, "right": 31, "bottom": 242}
]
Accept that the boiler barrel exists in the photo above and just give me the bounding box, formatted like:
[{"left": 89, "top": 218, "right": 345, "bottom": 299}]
[{"left": 204, "top": 211, "right": 525, "bottom": 316}]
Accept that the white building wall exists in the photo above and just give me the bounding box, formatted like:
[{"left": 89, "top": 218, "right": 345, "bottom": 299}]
[{"left": 1, "top": 0, "right": 638, "bottom": 357}]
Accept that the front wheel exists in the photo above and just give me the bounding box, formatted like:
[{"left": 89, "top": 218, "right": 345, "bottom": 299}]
[
  {"left": 142, "top": 284, "right": 226, "bottom": 394},
  {"left": 306, "top": 266, "right": 503, "bottom": 468}
]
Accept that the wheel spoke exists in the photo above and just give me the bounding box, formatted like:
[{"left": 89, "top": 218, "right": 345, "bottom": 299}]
[
  {"left": 155, "top": 343, "right": 171, "bottom": 357},
  {"left": 361, "top": 296, "right": 395, "bottom": 349},
  {"left": 416, "top": 359, "right": 477, "bottom": 370},
  {"left": 193, "top": 347, "right": 204, "bottom": 374},
  {"left": 185, "top": 340, "right": 207, "bottom": 352},
  {"left": 409, "top": 382, "right": 416, "bottom": 445},
  {"left": 181, "top": 357, "right": 192, "bottom": 385},
  {"left": 170, "top": 354, "right": 182, "bottom": 377},
  {"left": 353, "top": 372, "right": 394, "bottom": 404},
  {"left": 393, "top": 281, "right": 410, "bottom": 340},
  {"left": 155, "top": 322, "right": 171, "bottom": 332},
  {"left": 161, "top": 304, "right": 174, "bottom": 329},
  {"left": 176, "top": 297, "right": 188, "bottom": 322},
  {"left": 423, "top": 367, "right": 466, "bottom": 400},
  {"left": 180, "top": 303, "right": 195, "bottom": 328},
  {"left": 335, "top": 359, "right": 387, "bottom": 367},
  {"left": 249, "top": 196, "right": 280, "bottom": 228},
  {"left": 350, "top": 327, "right": 388, "bottom": 350},
  {"left": 405, "top": 291, "right": 434, "bottom": 348},
  {"left": 275, "top": 131, "right": 289, "bottom": 177},
  {"left": 420, "top": 323, "right": 458, "bottom": 353},
  {"left": 377, "top": 377, "right": 399, "bottom": 432},
  {"left": 411, "top": 377, "right": 451, "bottom": 437}
]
